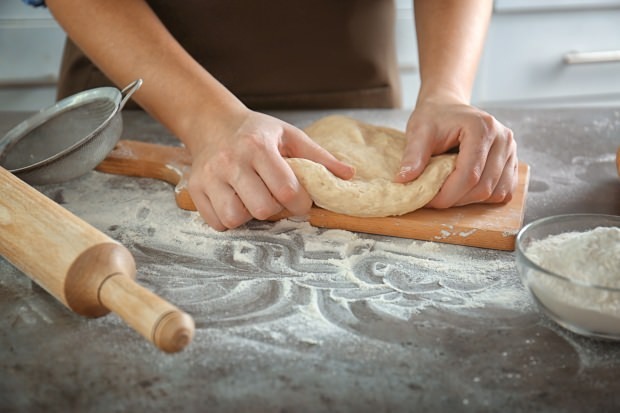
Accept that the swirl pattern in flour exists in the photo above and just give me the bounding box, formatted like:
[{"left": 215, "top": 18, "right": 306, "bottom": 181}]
[
  {"left": 51, "top": 172, "right": 532, "bottom": 343},
  {"left": 118, "top": 217, "right": 531, "bottom": 340}
]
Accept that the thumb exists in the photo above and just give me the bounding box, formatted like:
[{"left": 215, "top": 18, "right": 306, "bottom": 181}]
[
  {"left": 282, "top": 124, "right": 355, "bottom": 180},
  {"left": 394, "top": 132, "right": 433, "bottom": 183}
]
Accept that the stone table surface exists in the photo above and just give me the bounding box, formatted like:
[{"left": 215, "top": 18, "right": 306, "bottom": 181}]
[{"left": 0, "top": 108, "right": 619, "bottom": 412}]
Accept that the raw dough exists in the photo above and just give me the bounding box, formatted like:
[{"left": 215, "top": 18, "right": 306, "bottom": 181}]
[{"left": 286, "top": 115, "right": 456, "bottom": 217}]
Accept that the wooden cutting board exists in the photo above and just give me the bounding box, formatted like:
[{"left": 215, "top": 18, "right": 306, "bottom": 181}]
[{"left": 96, "top": 140, "right": 530, "bottom": 251}]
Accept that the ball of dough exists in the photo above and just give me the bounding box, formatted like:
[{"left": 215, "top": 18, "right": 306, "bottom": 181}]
[{"left": 286, "top": 115, "right": 456, "bottom": 217}]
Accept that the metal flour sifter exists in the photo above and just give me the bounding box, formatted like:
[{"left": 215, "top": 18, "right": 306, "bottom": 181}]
[{"left": 0, "top": 79, "right": 142, "bottom": 184}]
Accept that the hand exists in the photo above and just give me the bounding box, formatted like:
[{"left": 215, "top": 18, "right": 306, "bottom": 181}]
[
  {"left": 187, "top": 110, "right": 354, "bottom": 231},
  {"left": 395, "top": 98, "right": 518, "bottom": 208}
]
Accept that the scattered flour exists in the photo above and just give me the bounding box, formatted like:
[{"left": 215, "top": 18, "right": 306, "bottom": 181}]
[{"left": 41, "top": 171, "right": 533, "bottom": 342}]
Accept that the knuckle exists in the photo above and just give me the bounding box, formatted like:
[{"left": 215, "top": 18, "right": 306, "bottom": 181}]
[
  {"left": 241, "top": 131, "right": 269, "bottom": 152},
  {"left": 187, "top": 177, "right": 209, "bottom": 202},
  {"left": 218, "top": 202, "right": 250, "bottom": 229},
  {"left": 506, "top": 126, "right": 516, "bottom": 142},
  {"left": 479, "top": 112, "right": 496, "bottom": 129},
  {"left": 470, "top": 112, "right": 496, "bottom": 137},
  {"left": 487, "top": 190, "right": 508, "bottom": 204},
  {"left": 464, "top": 167, "right": 483, "bottom": 187},
  {"left": 251, "top": 202, "right": 283, "bottom": 220},
  {"left": 219, "top": 212, "right": 246, "bottom": 229},
  {"left": 273, "top": 182, "right": 299, "bottom": 205},
  {"left": 197, "top": 209, "right": 226, "bottom": 232},
  {"left": 463, "top": 178, "right": 495, "bottom": 203},
  {"left": 504, "top": 128, "right": 517, "bottom": 149},
  {"left": 475, "top": 185, "right": 495, "bottom": 202},
  {"left": 485, "top": 181, "right": 516, "bottom": 204},
  {"left": 213, "top": 151, "right": 236, "bottom": 171},
  {"left": 207, "top": 220, "right": 227, "bottom": 232}
]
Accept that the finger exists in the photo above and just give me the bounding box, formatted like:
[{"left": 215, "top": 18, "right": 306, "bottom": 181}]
[
  {"left": 189, "top": 189, "right": 227, "bottom": 231},
  {"left": 453, "top": 137, "right": 512, "bottom": 205},
  {"left": 427, "top": 134, "right": 491, "bottom": 209},
  {"left": 206, "top": 182, "right": 253, "bottom": 229},
  {"left": 453, "top": 159, "right": 507, "bottom": 206},
  {"left": 431, "top": 117, "right": 517, "bottom": 208},
  {"left": 428, "top": 112, "right": 508, "bottom": 208},
  {"left": 311, "top": 146, "right": 356, "bottom": 180},
  {"left": 457, "top": 159, "right": 517, "bottom": 205},
  {"left": 454, "top": 128, "right": 517, "bottom": 206},
  {"left": 253, "top": 152, "right": 313, "bottom": 217},
  {"left": 231, "top": 168, "right": 285, "bottom": 220},
  {"left": 188, "top": 173, "right": 230, "bottom": 231},
  {"left": 395, "top": 124, "right": 435, "bottom": 183},
  {"left": 474, "top": 155, "right": 518, "bottom": 205}
]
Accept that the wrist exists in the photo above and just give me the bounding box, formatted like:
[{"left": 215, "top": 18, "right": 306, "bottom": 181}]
[
  {"left": 416, "top": 84, "right": 471, "bottom": 107},
  {"left": 154, "top": 80, "right": 249, "bottom": 155},
  {"left": 181, "top": 100, "right": 249, "bottom": 156}
]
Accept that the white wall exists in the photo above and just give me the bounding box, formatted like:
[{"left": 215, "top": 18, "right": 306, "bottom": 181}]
[
  {"left": 0, "top": 2, "right": 65, "bottom": 111},
  {"left": 2, "top": 0, "right": 620, "bottom": 111}
]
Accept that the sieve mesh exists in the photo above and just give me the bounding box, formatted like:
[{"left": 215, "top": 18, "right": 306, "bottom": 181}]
[{"left": 0, "top": 79, "right": 141, "bottom": 185}]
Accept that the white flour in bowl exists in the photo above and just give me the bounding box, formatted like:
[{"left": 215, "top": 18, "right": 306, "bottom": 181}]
[{"left": 526, "top": 226, "right": 620, "bottom": 335}]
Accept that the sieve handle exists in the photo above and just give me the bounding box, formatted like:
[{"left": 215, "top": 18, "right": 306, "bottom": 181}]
[{"left": 119, "top": 79, "right": 143, "bottom": 109}]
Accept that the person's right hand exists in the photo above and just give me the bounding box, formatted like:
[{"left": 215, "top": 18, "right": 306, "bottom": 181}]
[{"left": 186, "top": 110, "right": 355, "bottom": 231}]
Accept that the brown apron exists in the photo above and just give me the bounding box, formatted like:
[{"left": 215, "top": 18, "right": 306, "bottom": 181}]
[{"left": 57, "top": 0, "right": 401, "bottom": 110}]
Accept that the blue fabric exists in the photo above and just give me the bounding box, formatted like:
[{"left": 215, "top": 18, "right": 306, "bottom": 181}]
[{"left": 22, "top": 0, "right": 46, "bottom": 7}]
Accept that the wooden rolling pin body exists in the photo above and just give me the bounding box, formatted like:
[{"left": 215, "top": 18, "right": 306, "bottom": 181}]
[{"left": 0, "top": 167, "right": 194, "bottom": 353}]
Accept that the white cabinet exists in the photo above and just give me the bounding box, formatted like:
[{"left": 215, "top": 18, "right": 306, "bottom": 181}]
[
  {"left": 0, "top": 2, "right": 66, "bottom": 111},
  {"left": 474, "top": 0, "right": 620, "bottom": 107},
  {"left": 397, "top": 0, "right": 620, "bottom": 108},
  {"left": 2, "top": 1, "right": 620, "bottom": 111},
  {"left": 395, "top": 0, "right": 419, "bottom": 109}
]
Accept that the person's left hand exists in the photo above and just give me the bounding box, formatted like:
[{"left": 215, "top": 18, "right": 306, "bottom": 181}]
[{"left": 394, "top": 98, "right": 518, "bottom": 208}]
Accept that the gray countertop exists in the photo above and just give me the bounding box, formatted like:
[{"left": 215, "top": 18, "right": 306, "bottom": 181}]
[{"left": 1, "top": 108, "right": 619, "bottom": 412}]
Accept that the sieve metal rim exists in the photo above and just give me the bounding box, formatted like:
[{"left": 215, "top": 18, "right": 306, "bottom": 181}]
[{"left": 0, "top": 79, "right": 142, "bottom": 176}]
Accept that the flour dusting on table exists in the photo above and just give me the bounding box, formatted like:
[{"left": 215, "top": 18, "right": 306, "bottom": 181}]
[{"left": 40, "top": 172, "right": 533, "bottom": 345}]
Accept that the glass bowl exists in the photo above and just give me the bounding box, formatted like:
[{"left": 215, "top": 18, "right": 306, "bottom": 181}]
[{"left": 516, "top": 214, "right": 620, "bottom": 340}]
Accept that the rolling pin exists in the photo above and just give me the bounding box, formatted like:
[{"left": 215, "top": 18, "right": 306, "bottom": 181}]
[{"left": 0, "top": 166, "right": 194, "bottom": 353}]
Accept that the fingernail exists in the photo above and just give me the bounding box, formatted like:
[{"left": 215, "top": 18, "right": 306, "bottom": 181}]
[{"left": 398, "top": 166, "right": 412, "bottom": 176}]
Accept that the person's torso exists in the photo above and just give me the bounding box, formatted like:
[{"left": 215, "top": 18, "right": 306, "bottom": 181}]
[{"left": 58, "top": 0, "right": 400, "bottom": 109}]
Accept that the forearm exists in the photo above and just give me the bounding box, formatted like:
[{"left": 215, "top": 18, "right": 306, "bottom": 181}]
[
  {"left": 45, "top": 0, "right": 245, "bottom": 153},
  {"left": 413, "top": 0, "right": 492, "bottom": 104}
]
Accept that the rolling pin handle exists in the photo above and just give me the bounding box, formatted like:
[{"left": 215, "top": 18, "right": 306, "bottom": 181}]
[
  {"left": 99, "top": 274, "right": 195, "bottom": 353},
  {"left": 152, "top": 310, "right": 196, "bottom": 353},
  {"left": 66, "top": 243, "right": 194, "bottom": 352}
]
